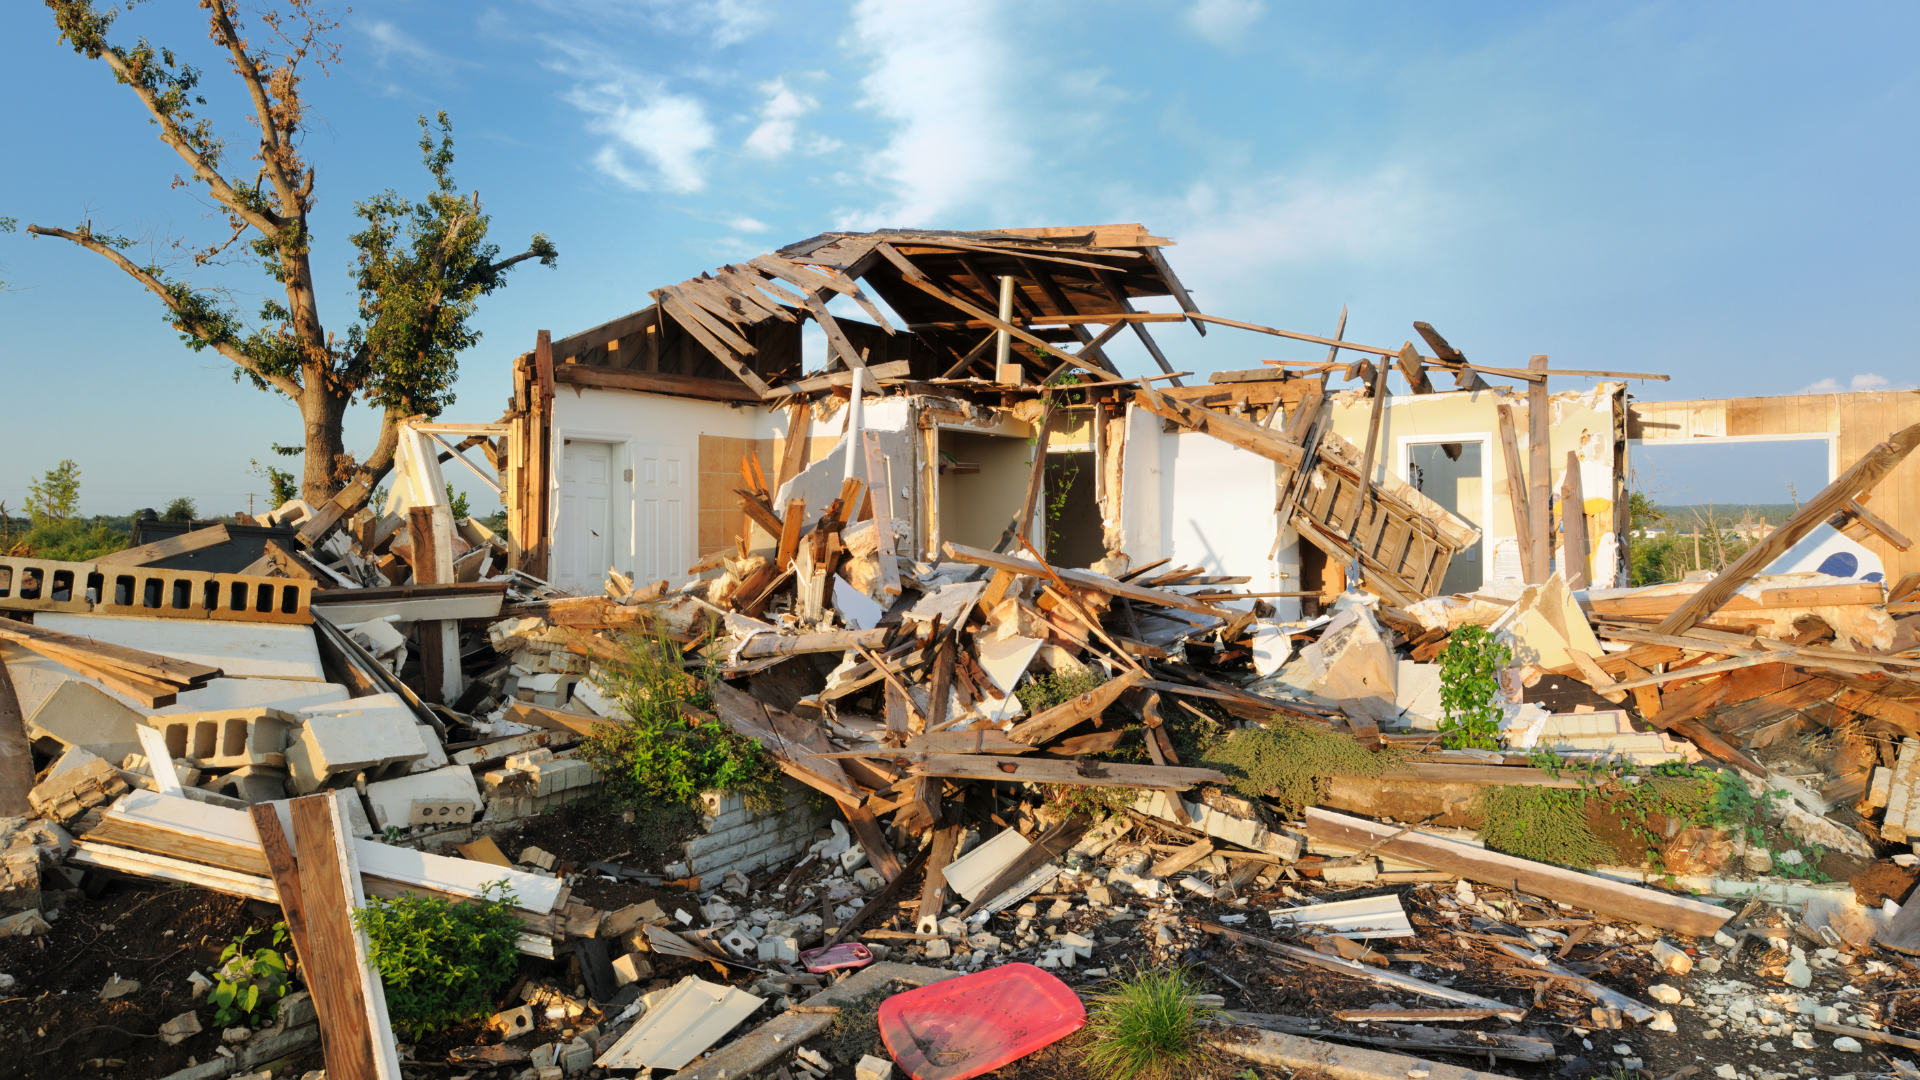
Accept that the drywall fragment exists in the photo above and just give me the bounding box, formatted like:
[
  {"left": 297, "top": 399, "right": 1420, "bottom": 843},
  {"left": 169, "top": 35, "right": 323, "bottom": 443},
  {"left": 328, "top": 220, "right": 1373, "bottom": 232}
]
[
  {"left": 1275, "top": 605, "right": 1398, "bottom": 722},
  {"left": 1489, "top": 572, "right": 1602, "bottom": 671}
]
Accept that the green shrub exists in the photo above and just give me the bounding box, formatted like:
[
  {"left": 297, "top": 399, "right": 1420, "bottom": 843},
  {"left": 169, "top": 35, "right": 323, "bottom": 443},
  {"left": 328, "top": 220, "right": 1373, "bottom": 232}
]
[
  {"left": 14, "top": 517, "right": 128, "bottom": 560},
  {"left": 1082, "top": 967, "right": 1216, "bottom": 1080},
  {"left": 1017, "top": 668, "right": 1107, "bottom": 714},
  {"left": 1437, "top": 624, "right": 1511, "bottom": 750},
  {"left": 1197, "top": 721, "right": 1392, "bottom": 813},
  {"left": 352, "top": 881, "right": 522, "bottom": 1039},
  {"left": 210, "top": 923, "right": 293, "bottom": 1027},
  {"left": 1476, "top": 784, "right": 1614, "bottom": 868},
  {"left": 577, "top": 626, "right": 785, "bottom": 814}
]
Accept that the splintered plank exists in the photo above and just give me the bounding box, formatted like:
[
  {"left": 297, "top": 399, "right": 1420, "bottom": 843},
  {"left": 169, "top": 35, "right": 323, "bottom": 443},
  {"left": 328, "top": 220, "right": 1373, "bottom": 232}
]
[
  {"left": 916, "top": 823, "right": 962, "bottom": 935},
  {"left": 905, "top": 754, "right": 1225, "bottom": 790},
  {"left": 843, "top": 804, "right": 903, "bottom": 882},
  {"left": 1006, "top": 666, "right": 1147, "bottom": 746},
  {"left": 290, "top": 795, "right": 386, "bottom": 1080}
]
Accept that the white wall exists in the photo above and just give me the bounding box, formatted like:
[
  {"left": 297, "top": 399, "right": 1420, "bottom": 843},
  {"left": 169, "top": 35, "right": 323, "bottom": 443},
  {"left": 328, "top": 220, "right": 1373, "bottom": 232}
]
[
  {"left": 549, "top": 386, "right": 765, "bottom": 584},
  {"left": 1118, "top": 403, "right": 1296, "bottom": 620}
]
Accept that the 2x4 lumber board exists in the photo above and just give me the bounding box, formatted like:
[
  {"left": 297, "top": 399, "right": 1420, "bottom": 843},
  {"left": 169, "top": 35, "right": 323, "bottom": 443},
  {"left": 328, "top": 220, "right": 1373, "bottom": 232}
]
[
  {"left": 0, "top": 618, "right": 220, "bottom": 686},
  {"left": 909, "top": 312, "right": 1188, "bottom": 330},
  {"left": 290, "top": 794, "right": 385, "bottom": 1080},
  {"left": 249, "top": 805, "right": 319, "bottom": 1010},
  {"left": 1143, "top": 245, "right": 1204, "bottom": 335},
  {"left": 1525, "top": 356, "right": 1552, "bottom": 585},
  {"left": 96, "top": 524, "right": 233, "bottom": 567},
  {"left": 941, "top": 541, "right": 1232, "bottom": 617},
  {"left": 736, "top": 627, "right": 891, "bottom": 659},
  {"left": 1656, "top": 421, "right": 1920, "bottom": 635},
  {"left": 843, "top": 803, "right": 903, "bottom": 882},
  {"left": 1007, "top": 666, "right": 1147, "bottom": 744},
  {"left": 1845, "top": 498, "right": 1912, "bottom": 550},
  {"left": 905, "top": 754, "right": 1225, "bottom": 790},
  {"left": 1881, "top": 739, "right": 1919, "bottom": 842},
  {"left": 1093, "top": 266, "right": 1182, "bottom": 384},
  {"left": 1302, "top": 807, "right": 1733, "bottom": 937},
  {"left": 1415, "top": 321, "right": 1493, "bottom": 391},
  {"left": 1588, "top": 582, "right": 1885, "bottom": 618},
  {"left": 1131, "top": 388, "right": 1305, "bottom": 467},
  {"left": 954, "top": 812, "right": 1092, "bottom": 920},
  {"left": 1206, "top": 1026, "right": 1526, "bottom": 1080},
  {"left": 1199, "top": 921, "right": 1526, "bottom": 1019},
  {"left": 862, "top": 431, "right": 903, "bottom": 596},
  {"left": 551, "top": 362, "right": 762, "bottom": 402},
  {"left": 915, "top": 823, "right": 962, "bottom": 935}
]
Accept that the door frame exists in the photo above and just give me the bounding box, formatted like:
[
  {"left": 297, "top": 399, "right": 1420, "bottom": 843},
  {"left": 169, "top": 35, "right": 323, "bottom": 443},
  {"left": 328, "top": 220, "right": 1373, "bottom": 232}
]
[
  {"left": 1396, "top": 431, "right": 1493, "bottom": 592},
  {"left": 552, "top": 429, "right": 632, "bottom": 583}
]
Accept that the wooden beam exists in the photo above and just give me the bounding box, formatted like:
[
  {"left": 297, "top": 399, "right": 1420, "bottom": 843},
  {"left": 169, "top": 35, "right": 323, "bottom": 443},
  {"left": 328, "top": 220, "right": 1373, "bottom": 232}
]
[
  {"left": 843, "top": 803, "right": 903, "bottom": 882},
  {"left": 941, "top": 541, "right": 1233, "bottom": 617},
  {"left": 1526, "top": 356, "right": 1552, "bottom": 584},
  {"left": 1093, "top": 267, "right": 1183, "bottom": 385},
  {"left": 776, "top": 498, "right": 806, "bottom": 569},
  {"left": 1413, "top": 321, "right": 1492, "bottom": 391},
  {"left": 1303, "top": 807, "right": 1732, "bottom": 937},
  {"left": 915, "top": 823, "right": 962, "bottom": 935},
  {"left": 907, "top": 313, "right": 1188, "bottom": 330},
  {"left": 1845, "top": 498, "right": 1913, "bottom": 551},
  {"left": 1132, "top": 388, "right": 1306, "bottom": 468},
  {"left": 1496, "top": 404, "right": 1534, "bottom": 580},
  {"left": 290, "top": 795, "right": 388, "bottom": 1080},
  {"left": 1349, "top": 351, "right": 1392, "bottom": 546},
  {"left": 96, "top": 524, "right": 232, "bottom": 567},
  {"left": 1560, "top": 448, "right": 1589, "bottom": 589},
  {"left": 1143, "top": 245, "right": 1205, "bottom": 335},
  {"left": 1394, "top": 341, "right": 1435, "bottom": 395},
  {"left": 1007, "top": 667, "right": 1147, "bottom": 744},
  {"left": 1654, "top": 421, "right": 1920, "bottom": 636},
  {"left": 905, "top": 754, "right": 1225, "bottom": 789},
  {"left": 551, "top": 363, "right": 762, "bottom": 402}
]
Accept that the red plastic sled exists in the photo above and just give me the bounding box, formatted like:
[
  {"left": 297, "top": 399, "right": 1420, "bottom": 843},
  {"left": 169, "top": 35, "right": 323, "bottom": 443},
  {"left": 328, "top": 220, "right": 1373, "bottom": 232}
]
[{"left": 877, "top": 963, "right": 1086, "bottom": 1080}]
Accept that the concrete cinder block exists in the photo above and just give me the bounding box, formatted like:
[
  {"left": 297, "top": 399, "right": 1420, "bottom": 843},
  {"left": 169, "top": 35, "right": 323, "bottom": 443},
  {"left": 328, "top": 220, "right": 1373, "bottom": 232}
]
[
  {"left": 363, "top": 765, "right": 484, "bottom": 831},
  {"left": 610, "top": 953, "right": 652, "bottom": 986},
  {"left": 285, "top": 697, "right": 429, "bottom": 793},
  {"left": 200, "top": 764, "right": 289, "bottom": 804},
  {"left": 149, "top": 708, "right": 294, "bottom": 768},
  {"left": 27, "top": 680, "right": 146, "bottom": 763}
]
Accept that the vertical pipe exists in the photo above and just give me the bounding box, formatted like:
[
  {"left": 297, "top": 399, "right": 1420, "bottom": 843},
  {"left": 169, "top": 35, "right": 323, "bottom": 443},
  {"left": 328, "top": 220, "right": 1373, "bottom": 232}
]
[
  {"left": 994, "top": 276, "right": 1014, "bottom": 375},
  {"left": 1092, "top": 403, "right": 1107, "bottom": 527},
  {"left": 844, "top": 365, "right": 866, "bottom": 485}
]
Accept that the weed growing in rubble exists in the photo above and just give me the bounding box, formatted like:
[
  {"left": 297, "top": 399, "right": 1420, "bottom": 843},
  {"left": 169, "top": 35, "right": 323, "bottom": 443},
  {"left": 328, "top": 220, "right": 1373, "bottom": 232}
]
[
  {"left": 579, "top": 625, "right": 785, "bottom": 814},
  {"left": 210, "top": 922, "right": 293, "bottom": 1028},
  {"left": 1479, "top": 757, "right": 1771, "bottom": 870},
  {"left": 1436, "top": 624, "right": 1511, "bottom": 750},
  {"left": 1082, "top": 966, "right": 1217, "bottom": 1080},
  {"left": 353, "top": 880, "right": 521, "bottom": 1039},
  {"left": 1017, "top": 668, "right": 1107, "bottom": 714},
  {"left": 1199, "top": 721, "right": 1394, "bottom": 813}
]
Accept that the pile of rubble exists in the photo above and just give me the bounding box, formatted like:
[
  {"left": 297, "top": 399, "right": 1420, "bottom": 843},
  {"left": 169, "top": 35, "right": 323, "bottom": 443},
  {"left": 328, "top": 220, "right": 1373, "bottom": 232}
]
[{"left": 6, "top": 283, "right": 1920, "bottom": 1078}]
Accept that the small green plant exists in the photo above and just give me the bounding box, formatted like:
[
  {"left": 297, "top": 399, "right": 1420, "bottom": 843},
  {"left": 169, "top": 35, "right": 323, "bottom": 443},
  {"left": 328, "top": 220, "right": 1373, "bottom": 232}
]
[
  {"left": 1082, "top": 967, "right": 1216, "bottom": 1080},
  {"left": 1016, "top": 668, "right": 1107, "bottom": 715},
  {"left": 210, "top": 923, "right": 293, "bottom": 1028},
  {"left": 352, "top": 880, "right": 523, "bottom": 1039},
  {"left": 578, "top": 625, "right": 786, "bottom": 814},
  {"left": 382, "top": 825, "right": 406, "bottom": 844},
  {"left": 1198, "top": 721, "right": 1394, "bottom": 812},
  {"left": 1436, "top": 624, "right": 1511, "bottom": 750},
  {"left": 445, "top": 482, "right": 471, "bottom": 520}
]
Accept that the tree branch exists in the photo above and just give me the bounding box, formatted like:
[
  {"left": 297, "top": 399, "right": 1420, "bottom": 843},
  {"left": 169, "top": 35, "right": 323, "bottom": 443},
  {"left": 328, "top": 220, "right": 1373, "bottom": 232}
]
[
  {"left": 204, "top": 0, "right": 301, "bottom": 216},
  {"left": 26, "top": 223, "right": 303, "bottom": 399},
  {"left": 85, "top": 48, "right": 281, "bottom": 238}
]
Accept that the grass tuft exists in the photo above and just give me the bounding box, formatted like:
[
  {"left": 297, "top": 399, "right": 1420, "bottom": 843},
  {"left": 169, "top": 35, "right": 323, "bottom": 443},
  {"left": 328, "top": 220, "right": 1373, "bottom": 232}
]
[{"left": 1080, "top": 967, "right": 1216, "bottom": 1080}]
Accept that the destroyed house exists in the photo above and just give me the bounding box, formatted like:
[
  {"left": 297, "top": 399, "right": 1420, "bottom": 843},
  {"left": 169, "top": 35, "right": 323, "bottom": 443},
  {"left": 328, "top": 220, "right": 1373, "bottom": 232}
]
[{"left": 491, "top": 224, "right": 1687, "bottom": 615}]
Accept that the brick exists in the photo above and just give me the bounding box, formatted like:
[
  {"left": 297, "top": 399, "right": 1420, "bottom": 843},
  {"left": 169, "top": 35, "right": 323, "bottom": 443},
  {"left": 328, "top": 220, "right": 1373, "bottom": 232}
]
[{"left": 149, "top": 708, "right": 293, "bottom": 768}]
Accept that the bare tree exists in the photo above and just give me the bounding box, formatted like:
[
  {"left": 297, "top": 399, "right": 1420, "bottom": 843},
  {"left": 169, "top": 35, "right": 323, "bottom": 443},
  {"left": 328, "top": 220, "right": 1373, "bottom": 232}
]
[{"left": 26, "top": 1, "right": 556, "bottom": 503}]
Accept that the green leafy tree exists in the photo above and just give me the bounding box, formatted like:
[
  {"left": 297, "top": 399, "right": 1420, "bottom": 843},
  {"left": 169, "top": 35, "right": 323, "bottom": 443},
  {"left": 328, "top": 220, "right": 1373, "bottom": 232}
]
[
  {"left": 26, "top": 1, "right": 556, "bottom": 504},
  {"left": 162, "top": 496, "right": 198, "bottom": 522},
  {"left": 25, "top": 460, "right": 82, "bottom": 524}
]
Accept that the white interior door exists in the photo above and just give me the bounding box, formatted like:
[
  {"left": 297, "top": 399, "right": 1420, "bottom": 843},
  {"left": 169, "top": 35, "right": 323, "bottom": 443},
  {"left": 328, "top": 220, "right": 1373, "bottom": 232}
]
[
  {"left": 558, "top": 440, "right": 614, "bottom": 593},
  {"left": 633, "top": 443, "right": 690, "bottom": 584}
]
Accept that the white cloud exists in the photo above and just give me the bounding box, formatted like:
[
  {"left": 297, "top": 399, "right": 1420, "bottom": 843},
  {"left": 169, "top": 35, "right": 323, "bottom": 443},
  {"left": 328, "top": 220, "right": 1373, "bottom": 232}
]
[
  {"left": 1161, "top": 168, "right": 1443, "bottom": 288},
  {"left": 360, "top": 19, "right": 467, "bottom": 77},
  {"left": 730, "top": 216, "right": 771, "bottom": 233},
  {"left": 1187, "top": 0, "right": 1265, "bottom": 46},
  {"left": 1799, "top": 372, "right": 1910, "bottom": 394},
  {"left": 743, "top": 79, "right": 816, "bottom": 159},
  {"left": 840, "top": 0, "right": 1031, "bottom": 228},
  {"left": 564, "top": 77, "right": 717, "bottom": 194}
]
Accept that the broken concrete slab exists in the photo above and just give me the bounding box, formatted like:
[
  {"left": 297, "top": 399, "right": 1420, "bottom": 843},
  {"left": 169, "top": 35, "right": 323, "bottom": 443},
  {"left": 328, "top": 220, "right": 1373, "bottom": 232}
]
[{"left": 25, "top": 679, "right": 146, "bottom": 764}]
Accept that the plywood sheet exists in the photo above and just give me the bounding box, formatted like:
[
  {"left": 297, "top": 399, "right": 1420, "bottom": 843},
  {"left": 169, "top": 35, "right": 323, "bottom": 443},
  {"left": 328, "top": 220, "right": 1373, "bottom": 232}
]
[{"left": 37, "top": 613, "right": 325, "bottom": 681}]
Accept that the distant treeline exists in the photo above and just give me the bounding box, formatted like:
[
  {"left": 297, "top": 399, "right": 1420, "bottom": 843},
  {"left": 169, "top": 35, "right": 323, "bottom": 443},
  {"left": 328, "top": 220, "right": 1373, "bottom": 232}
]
[{"left": 1651, "top": 503, "right": 1799, "bottom": 527}]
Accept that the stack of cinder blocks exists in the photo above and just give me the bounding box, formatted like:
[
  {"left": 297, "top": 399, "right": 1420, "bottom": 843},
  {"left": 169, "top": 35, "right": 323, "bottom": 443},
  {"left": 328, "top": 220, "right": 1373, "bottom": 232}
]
[
  {"left": 682, "top": 778, "right": 833, "bottom": 881},
  {"left": 480, "top": 748, "right": 600, "bottom": 820}
]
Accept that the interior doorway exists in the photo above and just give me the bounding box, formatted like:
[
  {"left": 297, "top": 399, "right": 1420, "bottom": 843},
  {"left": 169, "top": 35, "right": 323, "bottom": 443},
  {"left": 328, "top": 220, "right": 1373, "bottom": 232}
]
[
  {"left": 936, "top": 430, "right": 1033, "bottom": 551},
  {"left": 1403, "top": 436, "right": 1489, "bottom": 595},
  {"left": 1043, "top": 451, "right": 1103, "bottom": 567}
]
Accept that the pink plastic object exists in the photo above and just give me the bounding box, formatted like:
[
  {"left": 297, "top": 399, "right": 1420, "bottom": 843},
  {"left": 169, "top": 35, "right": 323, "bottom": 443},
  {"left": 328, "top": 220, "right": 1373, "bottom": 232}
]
[
  {"left": 877, "top": 963, "right": 1086, "bottom": 1080},
  {"left": 800, "top": 942, "right": 873, "bottom": 973}
]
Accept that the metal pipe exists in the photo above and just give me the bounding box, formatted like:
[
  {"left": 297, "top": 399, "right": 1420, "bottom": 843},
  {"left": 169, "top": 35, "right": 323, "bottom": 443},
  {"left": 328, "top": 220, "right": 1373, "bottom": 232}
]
[
  {"left": 994, "top": 276, "right": 1014, "bottom": 376},
  {"left": 844, "top": 365, "right": 866, "bottom": 484}
]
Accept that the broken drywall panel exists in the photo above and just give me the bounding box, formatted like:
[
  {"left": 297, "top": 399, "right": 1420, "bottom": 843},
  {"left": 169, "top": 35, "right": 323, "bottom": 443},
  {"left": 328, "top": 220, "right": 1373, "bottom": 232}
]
[
  {"left": 1393, "top": 659, "right": 1443, "bottom": 730},
  {"left": 1267, "top": 894, "right": 1414, "bottom": 940},
  {"left": 594, "top": 976, "right": 763, "bottom": 1071},
  {"left": 25, "top": 680, "right": 147, "bottom": 764},
  {"left": 1489, "top": 573, "right": 1602, "bottom": 671},
  {"left": 775, "top": 396, "right": 916, "bottom": 534},
  {"left": 1274, "top": 604, "right": 1398, "bottom": 721},
  {"left": 36, "top": 613, "right": 326, "bottom": 681}
]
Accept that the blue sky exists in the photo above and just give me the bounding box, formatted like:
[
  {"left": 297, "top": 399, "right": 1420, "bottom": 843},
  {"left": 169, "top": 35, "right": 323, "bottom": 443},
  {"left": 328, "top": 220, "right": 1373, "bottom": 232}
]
[{"left": 3, "top": 0, "right": 1917, "bottom": 516}]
